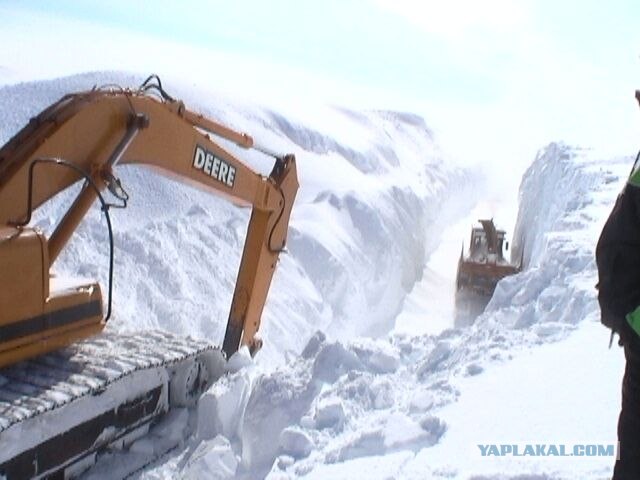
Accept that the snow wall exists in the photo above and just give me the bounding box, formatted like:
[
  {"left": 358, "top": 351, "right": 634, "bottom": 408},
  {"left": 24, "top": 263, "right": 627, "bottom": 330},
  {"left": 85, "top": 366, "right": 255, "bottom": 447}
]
[{"left": 490, "top": 142, "right": 628, "bottom": 331}]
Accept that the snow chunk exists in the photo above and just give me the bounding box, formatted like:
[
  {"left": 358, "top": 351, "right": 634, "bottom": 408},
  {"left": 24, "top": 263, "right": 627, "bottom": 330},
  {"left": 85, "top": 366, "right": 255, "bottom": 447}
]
[
  {"left": 409, "top": 390, "right": 435, "bottom": 412},
  {"left": 294, "top": 451, "right": 413, "bottom": 480},
  {"left": 332, "top": 430, "right": 385, "bottom": 462},
  {"left": 152, "top": 407, "right": 189, "bottom": 445},
  {"left": 301, "top": 331, "right": 326, "bottom": 359},
  {"left": 418, "top": 414, "right": 447, "bottom": 444},
  {"left": 383, "top": 412, "right": 425, "bottom": 449},
  {"left": 182, "top": 435, "right": 239, "bottom": 480},
  {"left": 240, "top": 363, "right": 317, "bottom": 476},
  {"left": 417, "top": 341, "right": 452, "bottom": 378},
  {"left": 129, "top": 438, "right": 155, "bottom": 456},
  {"left": 312, "top": 342, "right": 364, "bottom": 383},
  {"left": 279, "top": 427, "right": 314, "bottom": 458},
  {"left": 197, "top": 369, "right": 253, "bottom": 441},
  {"left": 314, "top": 398, "right": 346, "bottom": 430},
  {"left": 371, "top": 378, "right": 394, "bottom": 409},
  {"left": 226, "top": 346, "right": 253, "bottom": 373},
  {"left": 366, "top": 349, "right": 400, "bottom": 373},
  {"left": 465, "top": 363, "right": 484, "bottom": 376},
  {"left": 352, "top": 339, "right": 401, "bottom": 374}
]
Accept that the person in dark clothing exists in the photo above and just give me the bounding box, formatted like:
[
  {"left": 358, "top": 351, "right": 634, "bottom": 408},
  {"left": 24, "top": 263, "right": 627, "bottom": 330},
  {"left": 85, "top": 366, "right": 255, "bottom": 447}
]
[{"left": 596, "top": 153, "right": 640, "bottom": 479}]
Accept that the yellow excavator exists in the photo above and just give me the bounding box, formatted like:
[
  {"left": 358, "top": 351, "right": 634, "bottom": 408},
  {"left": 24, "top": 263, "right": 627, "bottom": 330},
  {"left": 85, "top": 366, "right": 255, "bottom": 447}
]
[{"left": 0, "top": 76, "right": 298, "bottom": 478}]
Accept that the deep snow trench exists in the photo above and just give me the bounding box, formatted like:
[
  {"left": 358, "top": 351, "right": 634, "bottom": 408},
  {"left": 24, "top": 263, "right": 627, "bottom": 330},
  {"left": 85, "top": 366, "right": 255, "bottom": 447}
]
[
  {"left": 141, "top": 143, "right": 627, "bottom": 480},
  {"left": 394, "top": 200, "right": 519, "bottom": 336}
]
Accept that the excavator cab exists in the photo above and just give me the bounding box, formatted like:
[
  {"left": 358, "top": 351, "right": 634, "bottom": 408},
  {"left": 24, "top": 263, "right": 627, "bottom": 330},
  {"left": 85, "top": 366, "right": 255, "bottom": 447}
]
[{"left": 0, "top": 226, "right": 104, "bottom": 368}]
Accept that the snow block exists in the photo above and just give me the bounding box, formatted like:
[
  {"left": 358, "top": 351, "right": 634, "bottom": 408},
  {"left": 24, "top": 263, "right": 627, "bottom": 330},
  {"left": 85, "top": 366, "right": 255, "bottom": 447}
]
[
  {"left": 465, "top": 363, "right": 483, "bottom": 376},
  {"left": 301, "top": 330, "right": 326, "bottom": 359},
  {"left": 197, "top": 370, "right": 253, "bottom": 441},
  {"left": 314, "top": 399, "right": 346, "bottom": 430},
  {"left": 417, "top": 341, "right": 452, "bottom": 378},
  {"left": 418, "top": 414, "right": 447, "bottom": 445},
  {"left": 352, "top": 340, "right": 401, "bottom": 374},
  {"left": 182, "top": 435, "right": 239, "bottom": 480},
  {"left": 240, "top": 367, "right": 318, "bottom": 476},
  {"left": 333, "top": 430, "right": 386, "bottom": 462},
  {"left": 152, "top": 407, "right": 189, "bottom": 445},
  {"left": 312, "top": 342, "right": 365, "bottom": 383},
  {"left": 409, "top": 390, "right": 435, "bottom": 412},
  {"left": 383, "top": 412, "right": 426, "bottom": 449},
  {"left": 279, "top": 427, "right": 314, "bottom": 459},
  {"left": 226, "top": 346, "right": 254, "bottom": 373}
]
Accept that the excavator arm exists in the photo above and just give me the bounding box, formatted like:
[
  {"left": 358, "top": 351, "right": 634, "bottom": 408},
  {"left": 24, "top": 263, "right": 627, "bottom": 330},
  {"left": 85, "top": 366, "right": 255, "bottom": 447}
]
[{"left": 0, "top": 78, "right": 298, "bottom": 365}]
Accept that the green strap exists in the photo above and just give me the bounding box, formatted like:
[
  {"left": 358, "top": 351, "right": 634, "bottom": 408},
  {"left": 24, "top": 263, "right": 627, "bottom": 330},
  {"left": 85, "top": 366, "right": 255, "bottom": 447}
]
[
  {"left": 629, "top": 166, "right": 640, "bottom": 187},
  {"left": 626, "top": 306, "right": 640, "bottom": 336}
]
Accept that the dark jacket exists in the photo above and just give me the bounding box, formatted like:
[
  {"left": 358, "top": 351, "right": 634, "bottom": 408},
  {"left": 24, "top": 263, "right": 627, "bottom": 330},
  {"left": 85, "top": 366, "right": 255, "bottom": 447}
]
[{"left": 596, "top": 179, "right": 640, "bottom": 344}]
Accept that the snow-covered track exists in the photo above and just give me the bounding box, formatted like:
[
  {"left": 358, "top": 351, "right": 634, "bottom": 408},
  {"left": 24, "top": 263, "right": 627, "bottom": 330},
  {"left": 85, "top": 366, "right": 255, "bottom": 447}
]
[{"left": 0, "top": 330, "right": 224, "bottom": 479}]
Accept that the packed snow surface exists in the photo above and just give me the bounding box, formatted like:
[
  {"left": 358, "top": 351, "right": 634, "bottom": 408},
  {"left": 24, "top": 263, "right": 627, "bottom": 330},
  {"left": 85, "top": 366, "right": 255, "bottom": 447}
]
[{"left": 0, "top": 74, "right": 630, "bottom": 479}]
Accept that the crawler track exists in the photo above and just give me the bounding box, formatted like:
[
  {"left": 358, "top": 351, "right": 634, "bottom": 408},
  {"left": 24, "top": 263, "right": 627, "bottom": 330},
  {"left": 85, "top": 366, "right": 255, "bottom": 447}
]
[{"left": 0, "top": 330, "right": 223, "bottom": 479}]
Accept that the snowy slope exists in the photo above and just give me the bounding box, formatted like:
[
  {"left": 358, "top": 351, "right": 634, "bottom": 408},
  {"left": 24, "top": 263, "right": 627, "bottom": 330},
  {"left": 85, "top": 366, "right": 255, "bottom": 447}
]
[{"left": 0, "top": 72, "right": 478, "bottom": 366}]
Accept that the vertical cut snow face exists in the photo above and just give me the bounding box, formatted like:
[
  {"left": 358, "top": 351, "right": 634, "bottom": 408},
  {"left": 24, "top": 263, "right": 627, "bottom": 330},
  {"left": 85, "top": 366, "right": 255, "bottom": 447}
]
[{"left": 487, "top": 143, "right": 628, "bottom": 332}]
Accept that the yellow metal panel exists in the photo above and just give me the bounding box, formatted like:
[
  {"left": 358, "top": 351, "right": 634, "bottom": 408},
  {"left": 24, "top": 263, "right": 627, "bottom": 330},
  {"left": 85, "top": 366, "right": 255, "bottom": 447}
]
[
  {"left": 0, "top": 320, "right": 105, "bottom": 369},
  {"left": 0, "top": 227, "right": 45, "bottom": 326}
]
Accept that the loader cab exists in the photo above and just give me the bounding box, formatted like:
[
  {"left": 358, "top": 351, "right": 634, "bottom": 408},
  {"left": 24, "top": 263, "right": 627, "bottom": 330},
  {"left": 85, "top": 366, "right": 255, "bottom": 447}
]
[
  {"left": 469, "top": 228, "right": 487, "bottom": 257},
  {"left": 494, "top": 231, "right": 506, "bottom": 257},
  {"left": 468, "top": 223, "right": 507, "bottom": 260}
]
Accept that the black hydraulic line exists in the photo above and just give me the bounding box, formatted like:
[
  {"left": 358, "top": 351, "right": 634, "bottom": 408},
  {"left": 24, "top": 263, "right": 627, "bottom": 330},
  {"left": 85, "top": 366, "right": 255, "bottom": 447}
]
[
  {"left": 266, "top": 156, "right": 291, "bottom": 254},
  {"left": 267, "top": 188, "right": 287, "bottom": 254},
  {"left": 139, "top": 74, "right": 175, "bottom": 102},
  {"left": 9, "top": 158, "right": 118, "bottom": 322}
]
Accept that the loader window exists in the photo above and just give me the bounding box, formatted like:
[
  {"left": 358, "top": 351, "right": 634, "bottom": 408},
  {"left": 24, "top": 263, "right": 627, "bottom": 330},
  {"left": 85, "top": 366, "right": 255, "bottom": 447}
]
[{"left": 470, "top": 231, "right": 487, "bottom": 256}]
